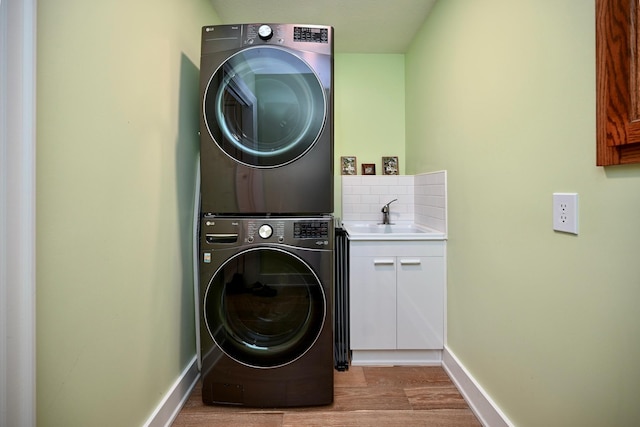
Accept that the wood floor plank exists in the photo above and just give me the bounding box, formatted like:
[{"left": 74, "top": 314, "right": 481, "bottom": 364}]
[
  {"left": 405, "top": 385, "right": 470, "bottom": 410},
  {"left": 331, "top": 385, "right": 412, "bottom": 411},
  {"left": 334, "top": 366, "right": 367, "bottom": 388},
  {"left": 172, "top": 411, "right": 283, "bottom": 427},
  {"left": 363, "top": 366, "right": 452, "bottom": 387},
  {"left": 282, "top": 409, "right": 482, "bottom": 427}
]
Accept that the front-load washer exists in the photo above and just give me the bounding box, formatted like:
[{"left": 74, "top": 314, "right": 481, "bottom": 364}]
[
  {"left": 198, "top": 215, "right": 334, "bottom": 407},
  {"left": 199, "top": 23, "right": 333, "bottom": 215}
]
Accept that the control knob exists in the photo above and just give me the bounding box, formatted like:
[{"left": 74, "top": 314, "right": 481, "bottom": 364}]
[
  {"left": 258, "top": 24, "right": 273, "bottom": 40},
  {"left": 258, "top": 224, "right": 273, "bottom": 239}
]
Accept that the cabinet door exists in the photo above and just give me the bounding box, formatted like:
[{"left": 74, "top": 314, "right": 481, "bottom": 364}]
[
  {"left": 396, "top": 256, "right": 444, "bottom": 349},
  {"left": 349, "top": 256, "right": 396, "bottom": 349}
]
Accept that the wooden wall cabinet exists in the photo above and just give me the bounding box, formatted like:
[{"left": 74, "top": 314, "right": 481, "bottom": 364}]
[{"left": 597, "top": 0, "right": 640, "bottom": 165}]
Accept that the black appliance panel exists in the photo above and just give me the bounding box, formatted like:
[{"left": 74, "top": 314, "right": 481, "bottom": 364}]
[
  {"left": 198, "top": 216, "right": 334, "bottom": 407},
  {"left": 199, "top": 23, "right": 333, "bottom": 215}
]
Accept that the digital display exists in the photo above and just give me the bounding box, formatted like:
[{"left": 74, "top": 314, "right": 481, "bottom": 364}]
[
  {"left": 294, "top": 221, "right": 330, "bottom": 238},
  {"left": 293, "top": 27, "right": 329, "bottom": 43}
]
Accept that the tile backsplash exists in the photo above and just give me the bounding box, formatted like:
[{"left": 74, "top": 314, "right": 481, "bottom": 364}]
[
  {"left": 414, "top": 171, "right": 447, "bottom": 234},
  {"left": 341, "top": 171, "right": 447, "bottom": 234}
]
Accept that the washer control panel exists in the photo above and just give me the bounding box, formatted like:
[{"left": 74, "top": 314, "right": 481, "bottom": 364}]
[{"left": 202, "top": 216, "right": 333, "bottom": 249}]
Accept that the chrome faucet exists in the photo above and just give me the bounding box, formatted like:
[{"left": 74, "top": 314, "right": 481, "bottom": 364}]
[{"left": 381, "top": 199, "right": 398, "bottom": 225}]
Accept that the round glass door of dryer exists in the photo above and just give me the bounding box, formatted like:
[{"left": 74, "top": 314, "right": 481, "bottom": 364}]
[
  {"left": 202, "top": 46, "right": 326, "bottom": 168},
  {"left": 203, "top": 247, "right": 326, "bottom": 368}
]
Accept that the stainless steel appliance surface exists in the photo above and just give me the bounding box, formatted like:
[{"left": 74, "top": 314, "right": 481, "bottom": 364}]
[
  {"left": 199, "top": 23, "right": 334, "bottom": 215},
  {"left": 198, "top": 215, "right": 334, "bottom": 407}
]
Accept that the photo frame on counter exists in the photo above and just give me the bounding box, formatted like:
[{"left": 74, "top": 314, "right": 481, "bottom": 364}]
[
  {"left": 340, "top": 156, "right": 357, "bottom": 175},
  {"left": 361, "top": 163, "right": 376, "bottom": 175},
  {"left": 382, "top": 156, "right": 399, "bottom": 175}
]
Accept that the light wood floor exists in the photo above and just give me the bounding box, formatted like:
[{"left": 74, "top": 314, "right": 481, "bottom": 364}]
[{"left": 172, "top": 366, "right": 482, "bottom": 427}]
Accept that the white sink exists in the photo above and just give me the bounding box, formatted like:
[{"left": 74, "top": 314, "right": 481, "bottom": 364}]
[
  {"left": 346, "top": 223, "right": 427, "bottom": 234},
  {"left": 341, "top": 221, "right": 445, "bottom": 241}
]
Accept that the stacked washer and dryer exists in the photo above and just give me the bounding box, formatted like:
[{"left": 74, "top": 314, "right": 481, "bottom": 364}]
[{"left": 197, "top": 23, "right": 335, "bottom": 407}]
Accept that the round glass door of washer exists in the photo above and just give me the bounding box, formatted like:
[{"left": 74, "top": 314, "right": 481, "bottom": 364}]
[
  {"left": 202, "top": 46, "right": 327, "bottom": 168},
  {"left": 203, "top": 247, "right": 326, "bottom": 368}
]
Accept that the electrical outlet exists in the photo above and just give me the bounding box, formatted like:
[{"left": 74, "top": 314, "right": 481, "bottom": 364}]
[{"left": 553, "top": 193, "right": 578, "bottom": 234}]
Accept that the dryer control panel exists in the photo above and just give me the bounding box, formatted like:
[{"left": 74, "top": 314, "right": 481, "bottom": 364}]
[{"left": 236, "top": 23, "right": 332, "bottom": 51}]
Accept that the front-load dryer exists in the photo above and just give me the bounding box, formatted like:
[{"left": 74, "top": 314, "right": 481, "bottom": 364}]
[
  {"left": 199, "top": 23, "right": 333, "bottom": 215},
  {"left": 198, "top": 215, "right": 334, "bottom": 407}
]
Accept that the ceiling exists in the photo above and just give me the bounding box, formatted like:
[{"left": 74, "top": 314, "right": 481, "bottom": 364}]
[{"left": 209, "top": 0, "right": 437, "bottom": 53}]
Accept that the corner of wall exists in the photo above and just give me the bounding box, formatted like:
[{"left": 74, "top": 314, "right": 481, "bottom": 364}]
[
  {"left": 414, "top": 170, "right": 447, "bottom": 234},
  {"left": 442, "top": 347, "right": 514, "bottom": 427},
  {"left": 143, "top": 357, "right": 199, "bottom": 427}
]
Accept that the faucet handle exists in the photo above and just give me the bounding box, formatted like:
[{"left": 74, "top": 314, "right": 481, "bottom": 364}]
[
  {"left": 381, "top": 198, "right": 398, "bottom": 213},
  {"left": 383, "top": 198, "right": 398, "bottom": 208}
]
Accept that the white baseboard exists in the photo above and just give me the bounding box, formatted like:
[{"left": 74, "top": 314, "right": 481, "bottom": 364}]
[
  {"left": 143, "top": 355, "right": 200, "bottom": 427},
  {"left": 442, "top": 347, "right": 514, "bottom": 427},
  {"left": 351, "top": 349, "right": 442, "bottom": 366}
]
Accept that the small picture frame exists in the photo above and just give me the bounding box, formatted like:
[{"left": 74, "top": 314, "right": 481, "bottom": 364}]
[
  {"left": 341, "top": 156, "right": 357, "bottom": 175},
  {"left": 382, "top": 156, "right": 399, "bottom": 175},
  {"left": 361, "top": 163, "right": 376, "bottom": 175}
]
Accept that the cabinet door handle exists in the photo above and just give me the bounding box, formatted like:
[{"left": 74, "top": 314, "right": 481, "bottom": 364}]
[
  {"left": 400, "top": 259, "right": 421, "bottom": 265},
  {"left": 373, "top": 259, "right": 395, "bottom": 266}
]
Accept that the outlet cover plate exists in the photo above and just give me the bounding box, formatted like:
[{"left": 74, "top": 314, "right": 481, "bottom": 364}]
[{"left": 553, "top": 193, "right": 578, "bottom": 234}]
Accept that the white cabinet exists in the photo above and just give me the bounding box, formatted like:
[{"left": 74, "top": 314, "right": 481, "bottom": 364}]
[{"left": 349, "top": 240, "right": 445, "bottom": 365}]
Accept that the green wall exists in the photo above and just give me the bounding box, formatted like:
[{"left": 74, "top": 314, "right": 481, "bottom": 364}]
[
  {"left": 36, "top": 1, "right": 219, "bottom": 425},
  {"left": 406, "top": 1, "right": 640, "bottom": 426},
  {"left": 333, "top": 53, "right": 405, "bottom": 215}
]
